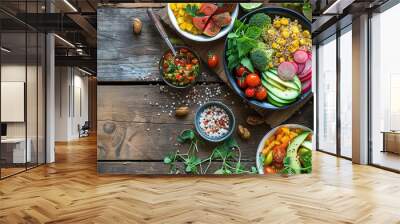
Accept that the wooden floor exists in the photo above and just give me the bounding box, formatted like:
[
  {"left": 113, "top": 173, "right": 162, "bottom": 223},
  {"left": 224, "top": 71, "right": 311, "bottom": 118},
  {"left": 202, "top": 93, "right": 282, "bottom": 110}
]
[{"left": 0, "top": 136, "right": 400, "bottom": 224}]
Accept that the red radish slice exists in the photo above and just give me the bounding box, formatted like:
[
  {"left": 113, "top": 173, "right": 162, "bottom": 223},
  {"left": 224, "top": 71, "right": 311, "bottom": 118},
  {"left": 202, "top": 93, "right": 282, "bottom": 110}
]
[
  {"left": 300, "top": 73, "right": 312, "bottom": 83},
  {"left": 297, "top": 62, "right": 305, "bottom": 74},
  {"left": 298, "top": 69, "right": 311, "bottom": 79},
  {"left": 290, "top": 62, "right": 298, "bottom": 74},
  {"left": 294, "top": 50, "right": 308, "bottom": 64},
  {"left": 301, "top": 80, "right": 312, "bottom": 93},
  {"left": 278, "top": 62, "right": 297, "bottom": 81},
  {"left": 301, "top": 59, "right": 312, "bottom": 77}
]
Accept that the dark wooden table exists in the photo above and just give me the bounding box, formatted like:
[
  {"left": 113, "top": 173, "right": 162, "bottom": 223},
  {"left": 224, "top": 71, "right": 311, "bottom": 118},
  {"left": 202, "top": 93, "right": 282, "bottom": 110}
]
[{"left": 97, "top": 4, "right": 313, "bottom": 174}]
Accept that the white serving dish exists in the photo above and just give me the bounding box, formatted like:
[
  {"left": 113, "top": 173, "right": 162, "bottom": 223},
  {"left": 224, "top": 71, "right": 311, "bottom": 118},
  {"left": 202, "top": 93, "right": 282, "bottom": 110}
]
[
  {"left": 167, "top": 3, "right": 239, "bottom": 42},
  {"left": 256, "top": 124, "right": 313, "bottom": 174}
]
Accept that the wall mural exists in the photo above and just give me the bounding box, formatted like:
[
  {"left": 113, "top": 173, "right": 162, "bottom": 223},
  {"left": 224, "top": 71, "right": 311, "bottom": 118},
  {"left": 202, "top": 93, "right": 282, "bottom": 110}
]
[{"left": 97, "top": 2, "right": 313, "bottom": 175}]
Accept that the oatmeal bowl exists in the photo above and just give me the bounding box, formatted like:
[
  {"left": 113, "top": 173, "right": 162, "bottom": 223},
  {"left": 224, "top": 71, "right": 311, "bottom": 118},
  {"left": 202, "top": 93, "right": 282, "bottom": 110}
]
[{"left": 194, "top": 101, "right": 235, "bottom": 142}]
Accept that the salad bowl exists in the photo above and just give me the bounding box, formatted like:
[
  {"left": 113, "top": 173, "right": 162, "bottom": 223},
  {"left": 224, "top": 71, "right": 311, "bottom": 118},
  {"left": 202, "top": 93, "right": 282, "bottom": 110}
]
[{"left": 223, "top": 7, "right": 312, "bottom": 111}]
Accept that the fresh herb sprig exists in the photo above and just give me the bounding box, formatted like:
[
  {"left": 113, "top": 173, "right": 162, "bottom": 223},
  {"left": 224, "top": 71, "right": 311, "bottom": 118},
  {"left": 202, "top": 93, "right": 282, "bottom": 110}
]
[
  {"left": 226, "top": 20, "right": 261, "bottom": 72},
  {"left": 164, "top": 129, "right": 257, "bottom": 174},
  {"left": 184, "top": 4, "right": 205, "bottom": 17}
]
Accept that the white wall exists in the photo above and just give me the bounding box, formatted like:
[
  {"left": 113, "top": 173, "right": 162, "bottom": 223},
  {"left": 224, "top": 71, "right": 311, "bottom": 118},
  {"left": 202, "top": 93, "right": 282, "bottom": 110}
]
[{"left": 54, "top": 67, "right": 89, "bottom": 141}]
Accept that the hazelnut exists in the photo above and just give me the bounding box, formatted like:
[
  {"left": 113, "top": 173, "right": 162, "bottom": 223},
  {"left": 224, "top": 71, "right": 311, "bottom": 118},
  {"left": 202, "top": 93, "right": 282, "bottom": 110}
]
[
  {"left": 175, "top": 106, "right": 190, "bottom": 117},
  {"left": 133, "top": 18, "right": 142, "bottom": 34}
]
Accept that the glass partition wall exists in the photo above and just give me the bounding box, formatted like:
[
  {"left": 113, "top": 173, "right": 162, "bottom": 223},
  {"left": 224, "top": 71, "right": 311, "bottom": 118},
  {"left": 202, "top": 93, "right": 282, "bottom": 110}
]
[
  {"left": 370, "top": 3, "right": 400, "bottom": 171},
  {"left": 316, "top": 25, "right": 353, "bottom": 159},
  {"left": 0, "top": 2, "right": 46, "bottom": 179}
]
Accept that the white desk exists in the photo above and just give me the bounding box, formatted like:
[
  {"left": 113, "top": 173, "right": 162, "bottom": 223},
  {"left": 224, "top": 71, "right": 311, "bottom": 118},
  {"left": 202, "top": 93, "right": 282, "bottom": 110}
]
[{"left": 1, "top": 138, "right": 31, "bottom": 163}]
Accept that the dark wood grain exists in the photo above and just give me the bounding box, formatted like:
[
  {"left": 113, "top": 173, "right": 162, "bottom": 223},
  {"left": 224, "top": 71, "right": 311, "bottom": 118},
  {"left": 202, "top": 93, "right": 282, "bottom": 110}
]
[
  {"left": 97, "top": 85, "right": 313, "bottom": 161},
  {"left": 97, "top": 7, "right": 220, "bottom": 83},
  {"left": 98, "top": 161, "right": 255, "bottom": 174}
]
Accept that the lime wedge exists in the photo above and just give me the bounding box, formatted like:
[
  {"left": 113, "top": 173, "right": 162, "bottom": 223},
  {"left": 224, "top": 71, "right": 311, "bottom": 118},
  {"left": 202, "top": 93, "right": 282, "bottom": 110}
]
[{"left": 240, "top": 3, "right": 263, "bottom": 12}]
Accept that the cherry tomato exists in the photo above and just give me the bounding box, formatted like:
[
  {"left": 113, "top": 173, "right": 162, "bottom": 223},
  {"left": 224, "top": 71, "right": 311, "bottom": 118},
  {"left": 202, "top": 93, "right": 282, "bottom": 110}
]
[
  {"left": 207, "top": 52, "right": 219, "bottom": 68},
  {"left": 264, "top": 166, "right": 276, "bottom": 174},
  {"left": 236, "top": 77, "right": 247, "bottom": 89},
  {"left": 245, "top": 73, "right": 261, "bottom": 88},
  {"left": 163, "top": 63, "right": 169, "bottom": 70},
  {"left": 235, "top": 66, "right": 247, "bottom": 77},
  {"left": 273, "top": 144, "right": 287, "bottom": 164},
  {"left": 191, "top": 58, "right": 199, "bottom": 64},
  {"left": 186, "top": 64, "right": 193, "bottom": 70},
  {"left": 175, "top": 74, "right": 183, "bottom": 80},
  {"left": 245, "top": 87, "right": 256, "bottom": 98},
  {"left": 255, "top": 86, "right": 267, "bottom": 101}
]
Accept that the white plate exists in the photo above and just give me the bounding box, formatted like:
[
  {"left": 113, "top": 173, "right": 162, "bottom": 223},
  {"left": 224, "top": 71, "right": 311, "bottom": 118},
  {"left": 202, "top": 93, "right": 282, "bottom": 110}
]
[
  {"left": 256, "top": 124, "right": 313, "bottom": 174},
  {"left": 167, "top": 3, "right": 239, "bottom": 42}
]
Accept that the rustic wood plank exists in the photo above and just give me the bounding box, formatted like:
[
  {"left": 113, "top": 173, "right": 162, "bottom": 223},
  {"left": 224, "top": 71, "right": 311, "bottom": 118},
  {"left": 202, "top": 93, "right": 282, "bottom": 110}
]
[
  {"left": 99, "top": 3, "right": 165, "bottom": 8},
  {"left": 97, "top": 7, "right": 220, "bottom": 83},
  {"left": 97, "top": 161, "right": 255, "bottom": 175},
  {"left": 97, "top": 85, "right": 313, "bottom": 161},
  {"left": 97, "top": 84, "right": 313, "bottom": 126}
]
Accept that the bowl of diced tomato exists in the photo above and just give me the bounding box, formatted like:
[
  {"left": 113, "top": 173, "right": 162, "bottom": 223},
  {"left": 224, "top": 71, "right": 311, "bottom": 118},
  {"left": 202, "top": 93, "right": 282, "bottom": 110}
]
[
  {"left": 168, "top": 3, "right": 239, "bottom": 42},
  {"left": 159, "top": 46, "right": 201, "bottom": 88}
]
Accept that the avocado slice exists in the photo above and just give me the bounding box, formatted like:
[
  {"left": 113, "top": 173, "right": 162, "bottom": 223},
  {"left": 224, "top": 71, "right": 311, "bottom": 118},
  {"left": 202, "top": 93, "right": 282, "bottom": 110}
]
[
  {"left": 284, "top": 132, "right": 310, "bottom": 174},
  {"left": 287, "top": 132, "right": 310, "bottom": 156},
  {"left": 268, "top": 91, "right": 297, "bottom": 105},
  {"left": 262, "top": 76, "right": 286, "bottom": 91},
  {"left": 264, "top": 81, "right": 300, "bottom": 101},
  {"left": 264, "top": 71, "right": 300, "bottom": 91},
  {"left": 301, "top": 140, "right": 312, "bottom": 150}
]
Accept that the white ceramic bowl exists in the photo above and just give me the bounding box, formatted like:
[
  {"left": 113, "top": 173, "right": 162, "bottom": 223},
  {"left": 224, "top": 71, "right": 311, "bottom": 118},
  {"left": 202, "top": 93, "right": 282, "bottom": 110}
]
[
  {"left": 256, "top": 124, "right": 313, "bottom": 174},
  {"left": 167, "top": 3, "right": 239, "bottom": 42}
]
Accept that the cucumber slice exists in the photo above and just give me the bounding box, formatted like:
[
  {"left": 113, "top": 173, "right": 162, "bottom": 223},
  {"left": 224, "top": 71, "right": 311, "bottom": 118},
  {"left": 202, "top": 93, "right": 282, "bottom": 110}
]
[
  {"left": 301, "top": 140, "right": 313, "bottom": 150},
  {"left": 264, "top": 81, "right": 300, "bottom": 101},
  {"left": 264, "top": 71, "right": 300, "bottom": 91},
  {"left": 262, "top": 76, "right": 286, "bottom": 91},
  {"left": 267, "top": 96, "right": 285, "bottom": 107},
  {"left": 240, "top": 3, "right": 263, "bottom": 11},
  {"left": 268, "top": 91, "right": 297, "bottom": 105},
  {"left": 293, "top": 75, "right": 302, "bottom": 91}
]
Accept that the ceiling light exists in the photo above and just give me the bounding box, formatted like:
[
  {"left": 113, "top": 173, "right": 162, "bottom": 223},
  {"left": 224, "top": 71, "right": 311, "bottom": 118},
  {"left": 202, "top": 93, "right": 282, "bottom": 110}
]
[
  {"left": 1, "top": 47, "right": 11, "bottom": 53},
  {"left": 78, "top": 68, "right": 92, "bottom": 76},
  {"left": 54, "top": 34, "right": 75, "bottom": 48},
  {"left": 63, "top": 0, "right": 78, "bottom": 12}
]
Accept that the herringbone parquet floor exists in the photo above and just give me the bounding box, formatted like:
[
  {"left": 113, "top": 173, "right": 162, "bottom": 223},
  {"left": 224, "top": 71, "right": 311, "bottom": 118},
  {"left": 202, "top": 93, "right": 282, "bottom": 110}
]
[{"left": 1, "top": 135, "right": 400, "bottom": 224}]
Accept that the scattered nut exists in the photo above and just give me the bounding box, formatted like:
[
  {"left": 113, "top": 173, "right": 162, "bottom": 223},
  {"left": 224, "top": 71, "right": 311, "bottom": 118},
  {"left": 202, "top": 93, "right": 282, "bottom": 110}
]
[
  {"left": 246, "top": 115, "right": 264, "bottom": 126},
  {"left": 132, "top": 18, "right": 142, "bottom": 34},
  {"left": 238, "top": 125, "right": 251, "bottom": 140},
  {"left": 175, "top": 106, "right": 190, "bottom": 117}
]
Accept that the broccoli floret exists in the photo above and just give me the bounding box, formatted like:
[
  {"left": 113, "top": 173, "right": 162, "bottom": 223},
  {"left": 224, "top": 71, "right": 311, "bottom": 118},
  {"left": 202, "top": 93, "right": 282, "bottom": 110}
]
[
  {"left": 248, "top": 13, "right": 271, "bottom": 29},
  {"left": 256, "top": 41, "right": 267, "bottom": 50},
  {"left": 250, "top": 48, "right": 273, "bottom": 72}
]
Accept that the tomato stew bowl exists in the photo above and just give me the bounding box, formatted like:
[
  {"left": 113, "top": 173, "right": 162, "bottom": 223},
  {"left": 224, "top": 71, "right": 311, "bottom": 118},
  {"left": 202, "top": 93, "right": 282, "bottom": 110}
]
[
  {"left": 159, "top": 46, "right": 201, "bottom": 89},
  {"left": 223, "top": 7, "right": 312, "bottom": 110},
  {"left": 256, "top": 124, "right": 313, "bottom": 174},
  {"left": 167, "top": 3, "right": 239, "bottom": 42}
]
